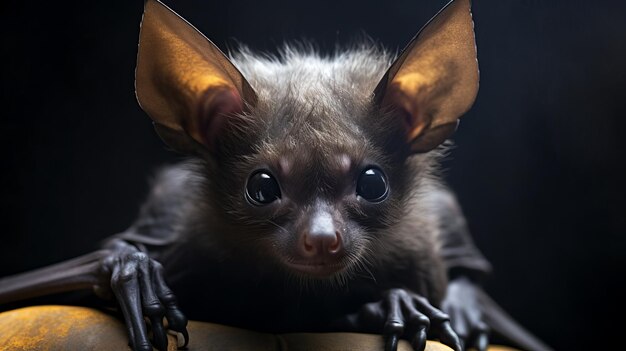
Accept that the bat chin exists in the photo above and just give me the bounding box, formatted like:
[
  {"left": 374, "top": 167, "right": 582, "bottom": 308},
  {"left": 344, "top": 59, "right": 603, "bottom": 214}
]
[{"left": 283, "top": 260, "right": 346, "bottom": 278}]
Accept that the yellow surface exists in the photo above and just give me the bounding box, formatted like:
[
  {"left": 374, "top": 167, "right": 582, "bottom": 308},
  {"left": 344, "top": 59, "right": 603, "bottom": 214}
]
[
  {"left": 0, "top": 305, "right": 171, "bottom": 351},
  {"left": 0, "top": 305, "right": 518, "bottom": 351}
]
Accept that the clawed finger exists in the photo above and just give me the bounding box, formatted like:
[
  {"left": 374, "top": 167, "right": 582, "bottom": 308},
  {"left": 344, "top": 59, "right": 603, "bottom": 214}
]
[
  {"left": 137, "top": 255, "right": 168, "bottom": 351},
  {"left": 448, "top": 306, "right": 469, "bottom": 342},
  {"left": 436, "top": 320, "right": 463, "bottom": 351},
  {"left": 474, "top": 331, "right": 489, "bottom": 351},
  {"left": 383, "top": 290, "right": 407, "bottom": 351},
  {"left": 152, "top": 260, "right": 188, "bottom": 348},
  {"left": 111, "top": 259, "right": 153, "bottom": 351},
  {"left": 381, "top": 289, "right": 445, "bottom": 351},
  {"left": 447, "top": 302, "right": 490, "bottom": 351},
  {"left": 399, "top": 295, "right": 429, "bottom": 351},
  {"left": 468, "top": 320, "right": 489, "bottom": 351},
  {"left": 385, "top": 333, "right": 399, "bottom": 351},
  {"left": 410, "top": 327, "right": 427, "bottom": 351},
  {"left": 149, "top": 318, "right": 168, "bottom": 351},
  {"left": 408, "top": 293, "right": 460, "bottom": 351}
]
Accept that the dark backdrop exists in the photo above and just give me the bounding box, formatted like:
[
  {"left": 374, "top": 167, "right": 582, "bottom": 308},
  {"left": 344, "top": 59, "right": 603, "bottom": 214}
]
[{"left": 1, "top": 0, "right": 625, "bottom": 350}]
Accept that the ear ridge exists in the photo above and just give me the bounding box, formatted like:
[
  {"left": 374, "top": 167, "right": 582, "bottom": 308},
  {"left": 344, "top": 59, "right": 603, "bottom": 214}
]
[
  {"left": 374, "top": 0, "right": 479, "bottom": 153},
  {"left": 135, "top": 0, "right": 257, "bottom": 153}
]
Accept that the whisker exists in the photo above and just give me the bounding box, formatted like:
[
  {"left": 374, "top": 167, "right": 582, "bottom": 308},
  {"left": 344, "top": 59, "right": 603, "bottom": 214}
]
[{"left": 267, "top": 219, "right": 289, "bottom": 233}]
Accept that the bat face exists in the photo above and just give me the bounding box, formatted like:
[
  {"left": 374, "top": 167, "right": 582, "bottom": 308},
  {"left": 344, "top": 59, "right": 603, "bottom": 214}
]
[
  {"left": 208, "top": 63, "right": 418, "bottom": 280},
  {"left": 134, "top": 0, "right": 479, "bottom": 281}
]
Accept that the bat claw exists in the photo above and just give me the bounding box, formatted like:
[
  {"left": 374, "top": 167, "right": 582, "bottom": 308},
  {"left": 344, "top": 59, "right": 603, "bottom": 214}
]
[
  {"left": 475, "top": 332, "right": 489, "bottom": 351},
  {"left": 411, "top": 327, "right": 428, "bottom": 351},
  {"left": 438, "top": 321, "right": 462, "bottom": 351},
  {"left": 177, "top": 329, "right": 189, "bottom": 349},
  {"left": 385, "top": 333, "right": 399, "bottom": 351}
]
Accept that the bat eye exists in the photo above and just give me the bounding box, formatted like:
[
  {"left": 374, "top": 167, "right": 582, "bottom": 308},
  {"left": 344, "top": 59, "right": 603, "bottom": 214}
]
[
  {"left": 246, "top": 171, "right": 281, "bottom": 205},
  {"left": 356, "top": 168, "right": 389, "bottom": 202}
]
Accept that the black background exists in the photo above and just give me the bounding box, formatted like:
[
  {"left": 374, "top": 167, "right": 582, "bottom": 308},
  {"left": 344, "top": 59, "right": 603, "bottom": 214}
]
[{"left": 1, "top": 0, "right": 625, "bottom": 350}]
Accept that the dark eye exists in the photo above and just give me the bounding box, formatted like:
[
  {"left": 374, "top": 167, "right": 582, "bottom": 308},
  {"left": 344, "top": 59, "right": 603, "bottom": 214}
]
[
  {"left": 356, "top": 168, "right": 389, "bottom": 202},
  {"left": 246, "top": 171, "right": 281, "bottom": 205}
]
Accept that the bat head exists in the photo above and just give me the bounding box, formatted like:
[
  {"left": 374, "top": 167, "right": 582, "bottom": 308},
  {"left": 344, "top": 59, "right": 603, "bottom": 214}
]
[{"left": 135, "top": 0, "right": 478, "bottom": 284}]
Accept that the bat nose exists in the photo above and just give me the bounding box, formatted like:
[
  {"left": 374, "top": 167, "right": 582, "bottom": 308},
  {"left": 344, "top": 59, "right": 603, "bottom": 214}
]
[
  {"left": 303, "top": 229, "right": 342, "bottom": 256},
  {"left": 300, "top": 208, "right": 343, "bottom": 258}
]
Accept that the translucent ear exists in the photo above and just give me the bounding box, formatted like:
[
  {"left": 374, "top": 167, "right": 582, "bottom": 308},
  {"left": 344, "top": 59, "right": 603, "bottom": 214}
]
[
  {"left": 374, "top": 0, "right": 479, "bottom": 153},
  {"left": 135, "top": 0, "right": 257, "bottom": 154}
]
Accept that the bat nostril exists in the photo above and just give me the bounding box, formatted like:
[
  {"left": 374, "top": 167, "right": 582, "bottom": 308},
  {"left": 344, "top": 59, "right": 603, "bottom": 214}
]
[
  {"left": 303, "top": 234, "right": 316, "bottom": 254},
  {"left": 327, "top": 231, "right": 342, "bottom": 254}
]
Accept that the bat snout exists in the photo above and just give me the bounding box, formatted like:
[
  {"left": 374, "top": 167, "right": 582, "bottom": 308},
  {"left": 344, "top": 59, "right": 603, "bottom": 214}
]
[
  {"left": 285, "top": 205, "right": 348, "bottom": 277},
  {"left": 298, "top": 205, "right": 345, "bottom": 259}
]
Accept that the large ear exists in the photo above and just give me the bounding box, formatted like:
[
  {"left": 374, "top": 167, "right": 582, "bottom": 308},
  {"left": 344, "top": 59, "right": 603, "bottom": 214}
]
[
  {"left": 374, "top": 0, "right": 478, "bottom": 153},
  {"left": 135, "top": 0, "right": 257, "bottom": 155}
]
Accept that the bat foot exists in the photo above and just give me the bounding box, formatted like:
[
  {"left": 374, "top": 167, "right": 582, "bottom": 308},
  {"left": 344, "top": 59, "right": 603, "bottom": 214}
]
[
  {"left": 334, "top": 288, "right": 461, "bottom": 351},
  {"left": 102, "top": 239, "right": 189, "bottom": 351}
]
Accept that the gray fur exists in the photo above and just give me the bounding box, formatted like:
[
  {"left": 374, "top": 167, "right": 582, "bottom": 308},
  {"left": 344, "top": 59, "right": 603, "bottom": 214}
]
[{"left": 232, "top": 44, "right": 392, "bottom": 115}]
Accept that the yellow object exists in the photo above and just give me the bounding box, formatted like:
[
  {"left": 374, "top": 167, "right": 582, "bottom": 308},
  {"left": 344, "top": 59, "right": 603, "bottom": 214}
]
[{"left": 0, "top": 306, "right": 518, "bottom": 351}]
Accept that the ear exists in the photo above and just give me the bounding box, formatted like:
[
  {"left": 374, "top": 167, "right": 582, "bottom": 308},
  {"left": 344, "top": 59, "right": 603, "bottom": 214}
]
[
  {"left": 374, "top": 0, "right": 479, "bottom": 153},
  {"left": 135, "top": 0, "right": 257, "bottom": 155}
]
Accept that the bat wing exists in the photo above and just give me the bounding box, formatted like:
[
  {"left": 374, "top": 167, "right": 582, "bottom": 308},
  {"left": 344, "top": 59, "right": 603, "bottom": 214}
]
[
  {"left": 433, "top": 187, "right": 553, "bottom": 351},
  {"left": 479, "top": 289, "right": 554, "bottom": 351},
  {"left": 0, "top": 250, "right": 107, "bottom": 305},
  {"left": 0, "top": 229, "right": 176, "bottom": 306}
]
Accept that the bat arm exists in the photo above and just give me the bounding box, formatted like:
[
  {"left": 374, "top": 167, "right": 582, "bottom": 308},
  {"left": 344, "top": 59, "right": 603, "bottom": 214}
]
[{"left": 0, "top": 250, "right": 109, "bottom": 304}]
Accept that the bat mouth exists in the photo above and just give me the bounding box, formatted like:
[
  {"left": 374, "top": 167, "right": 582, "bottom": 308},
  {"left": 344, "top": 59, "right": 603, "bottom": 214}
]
[{"left": 283, "top": 260, "right": 346, "bottom": 278}]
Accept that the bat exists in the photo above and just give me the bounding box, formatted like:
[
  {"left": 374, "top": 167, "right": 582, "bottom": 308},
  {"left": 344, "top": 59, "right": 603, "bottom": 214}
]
[{"left": 0, "top": 1, "right": 552, "bottom": 351}]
